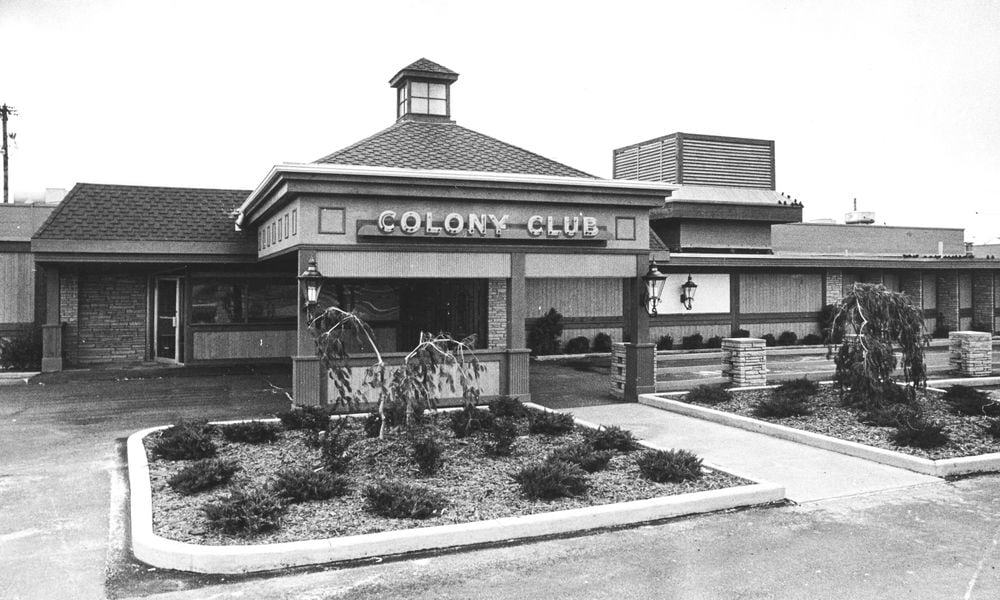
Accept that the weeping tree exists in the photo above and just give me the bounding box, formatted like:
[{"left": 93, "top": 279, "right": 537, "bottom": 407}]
[
  {"left": 830, "top": 283, "right": 928, "bottom": 409},
  {"left": 308, "top": 306, "right": 485, "bottom": 438}
]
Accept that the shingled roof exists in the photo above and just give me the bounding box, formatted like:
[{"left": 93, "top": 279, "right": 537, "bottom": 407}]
[
  {"left": 33, "top": 183, "right": 252, "bottom": 242},
  {"left": 314, "top": 120, "right": 597, "bottom": 179}
]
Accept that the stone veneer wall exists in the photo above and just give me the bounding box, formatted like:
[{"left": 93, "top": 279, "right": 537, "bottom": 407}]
[
  {"left": 824, "top": 270, "right": 843, "bottom": 305},
  {"left": 59, "top": 271, "right": 79, "bottom": 366},
  {"left": 948, "top": 331, "right": 993, "bottom": 377},
  {"left": 937, "top": 273, "right": 960, "bottom": 332},
  {"left": 76, "top": 273, "right": 148, "bottom": 364},
  {"left": 721, "top": 337, "right": 766, "bottom": 386},
  {"left": 487, "top": 278, "right": 507, "bottom": 350},
  {"left": 972, "top": 273, "right": 996, "bottom": 332}
]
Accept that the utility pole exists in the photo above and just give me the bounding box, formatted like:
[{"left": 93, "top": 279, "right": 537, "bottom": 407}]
[{"left": 1, "top": 104, "right": 16, "bottom": 204}]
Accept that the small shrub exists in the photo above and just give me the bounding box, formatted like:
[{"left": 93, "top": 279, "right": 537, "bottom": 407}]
[
  {"left": 861, "top": 403, "right": 921, "bottom": 427},
  {"left": 752, "top": 394, "right": 813, "bottom": 418},
  {"left": 512, "top": 460, "right": 588, "bottom": 499},
  {"left": 636, "top": 449, "right": 703, "bottom": 483},
  {"left": 585, "top": 425, "right": 638, "bottom": 452},
  {"left": 891, "top": 417, "right": 950, "bottom": 449},
  {"left": 730, "top": 329, "right": 750, "bottom": 338},
  {"left": 448, "top": 406, "right": 495, "bottom": 438},
  {"left": 168, "top": 458, "right": 238, "bottom": 495},
  {"left": 777, "top": 331, "right": 798, "bottom": 346},
  {"left": 762, "top": 333, "right": 777, "bottom": 347},
  {"left": 775, "top": 378, "right": 819, "bottom": 399},
  {"left": 564, "top": 336, "right": 590, "bottom": 355},
  {"left": 271, "top": 467, "right": 349, "bottom": 502},
  {"left": 548, "top": 443, "right": 613, "bottom": 473},
  {"left": 684, "top": 385, "right": 730, "bottom": 405},
  {"left": 681, "top": 333, "right": 704, "bottom": 350},
  {"left": 819, "top": 304, "right": 841, "bottom": 343},
  {"left": 983, "top": 418, "right": 1000, "bottom": 439},
  {"left": 705, "top": 336, "right": 723, "bottom": 349},
  {"left": 362, "top": 480, "right": 447, "bottom": 519},
  {"left": 489, "top": 396, "right": 528, "bottom": 419},
  {"left": 592, "top": 332, "right": 613, "bottom": 353},
  {"left": 319, "top": 421, "right": 355, "bottom": 473},
  {"left": 364, "top": 410, "right": 382, "bottom": 438},
  {"left": 0, "top": 329, "right": 41, "bottom": 370},
  {"left": 411, "top": 435, "right": 444, "bottom": 476},
  {"left": 528, "top": 308, "right": 564, "bottom": 356},
  {"left": 485, "top": 417, "right": 519, "bottom": 456},
  {"left": 800, "top": 333, "right": 823, "bottom": 345},
  {"left": 277, "top": 405, "right": 330, "bottom": 431},
  {"left": 221, "top": 421, "right": 280, "bottom": 444},
  {"left": 203, "top": 487, "right": 285, "bottom": 536},
  {"left": 528, "top": 410, "right": 575, "bottom": 435},
  {"left": 943, "top": 385, "right": 1000, "bottom": 417},
  {"left": 656, "top": 335, "right": 674, "bottom": 351},
  {"left": 151, "top": 421, "right": 217, "bottom": 461}
]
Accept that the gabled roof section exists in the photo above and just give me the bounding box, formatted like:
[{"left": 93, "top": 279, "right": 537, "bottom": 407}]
[
  {"left": 314, "top": 120, "right": 597, "bottom": 179},
  {"left": 34, "top": 183, "right": 251, "bottom": 242}
]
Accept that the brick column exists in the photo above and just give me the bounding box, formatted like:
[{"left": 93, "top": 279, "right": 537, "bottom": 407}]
[
  {"left": 936, "top": 273, "right": 960, "bottom": 333},
  {"left": 59, "top": 270, "right": 79, "bottom": 367},
  {"left": 900, "top": 272, "right": 923, "bottom": 307},
  {"left": 487, "top": 278, "right": 507, "bottom": 349},
  {"left": 972, "top": 273, "right": 995, "bottom": 333},
  {"left": 824, "top": 270, "right": 843, "bottom": 306},
  {"left": 722, "top": 337, "right": 766, "bottom": 386},
  {"left": 949, "top": 331, "right": 993, "bottom": 377}
]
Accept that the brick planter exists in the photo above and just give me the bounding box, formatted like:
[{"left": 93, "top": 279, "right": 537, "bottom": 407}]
[{"left": 948, "top": 331, "right": 993, "bottom": 377}]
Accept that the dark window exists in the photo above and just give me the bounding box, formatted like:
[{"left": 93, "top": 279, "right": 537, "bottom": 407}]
[{"left": 191, "top": 280, "right": 295, "bottom": 325}]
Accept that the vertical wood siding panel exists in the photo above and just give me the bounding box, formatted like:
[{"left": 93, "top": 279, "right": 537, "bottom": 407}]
[
  {"left": 525, "top": 279, "right": 622, "bottom": 318},
  {"left": 0, "top": 253, "right": 34, "bottom": 323},
  {"left": 739, "top": 273, "right": 821, "bottom": 314}
]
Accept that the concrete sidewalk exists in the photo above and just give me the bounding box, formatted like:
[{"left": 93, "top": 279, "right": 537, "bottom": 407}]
[{"left": 564, "top": 403, "right": 940, "bottom": 503}]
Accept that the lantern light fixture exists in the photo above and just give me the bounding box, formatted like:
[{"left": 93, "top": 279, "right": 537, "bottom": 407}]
[
  {"left": 641, "top": 263, "right": 668, "bottom": 316},
  {"left": 297, "top": 256, "right": 324, "bottom": 310},
  {"left": 680, "top": 274, "right": 698, "bottom": 310}
]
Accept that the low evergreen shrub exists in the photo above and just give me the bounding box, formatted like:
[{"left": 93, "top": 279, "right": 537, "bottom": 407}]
[
  {"left": 891, "top": 417, "right": 950, "bottom": 449},
  {"left": 684, "top": 385, "right": 730, "bottom": 405},
  {"left": 730, "top": 329, "right": 751, "bottom": 338},
  {"left": 168, "top": 458, "right": 238, "bottom": 495},
  {"left": 656, "top": 335, "right": 674, "bottom": 351},
  {"left": 774, "top": 378, "right": 819, "bottom": 400},
  {"left": 411, "top": 435, "right": 444, "bottom": 476},
  {"left": 319, "top": 421, "right": 355, "bottom": 473},
  {"left": 983, "top": 418, "right": 1000, "bottom": 439},
  {"left": 221, "top": 421, "right": 280, "bottom": 444},
  {"left": 752, "top": 394, "right": 813, "bottom": 418},
  {"left": 943, "top": 385, "right": 1000, "bottom": 417},
  {"left": 277, "top": 405, "right": 331, "bottom": 431},
  {"left": 547, "top": 442, "right": 613, "bottom": 473},
  {"left": 860, "top": 403, "right": 921, "bottom": 428},
  {"left": 528, "top": 308, "right": 564, "bottom": 356},
  {"left": 705, "top": 336, "right": 723, "bottom": 349},
  {"left": 362, "top": 480, "right": 447, "bottom": 519},
  {"left": 592, "top": 332, "right": 613, "bottom": 353},
  {"left": 800, "top": 333, "right": 823, "bottom": 345},
  {"left": 488, "top": 396, "right": 528, "bottom": 419},
  {"left": 485, "top": 417, "right": 519, "bottom": 456},
  {"left": 636, "top": 449, "right": 703, "bottom": 483},
  {"left": 448, "top": 406, "right": 495, "bottom": 438},
  {"left": 151, "top": 421, "right": 218, "bottom": 461},
  {"left": 585, "top": 425, "right": 638, "bottom": 452},
  {"left": 203, "top": 487, "right": 285, "bottom": 535},
  {"left": 564, "top": 336, "right": 590, "bottom": 355},
  {"left": 512, "top": 460, "right": 588, "bottom": 499},
  {"left": 777, "top": 331, "right": 798, "bottom": 346},
  {"left": 0, "top": 329, "right": 41, "bottom": 370},
  {"left": 528, "top": 410, "right": 575, "bottom": 435},
  {"left": 681, "top": 333, "right": 704, "bottom": 350},
  {"left": 762, "top": 333, "right": 777, "bottom": 347},
  {"left": 271, "top": 467, "right": 349, "bottom": 502}
]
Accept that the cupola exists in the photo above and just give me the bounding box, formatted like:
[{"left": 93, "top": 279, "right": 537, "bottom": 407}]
[{"left": 389, "top": 58, "right": 459, "bottom": 121}]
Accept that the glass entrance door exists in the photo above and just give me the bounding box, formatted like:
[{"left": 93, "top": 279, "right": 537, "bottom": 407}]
[{"left": 155, "top": 279, "right": 181, "bottom": 362}]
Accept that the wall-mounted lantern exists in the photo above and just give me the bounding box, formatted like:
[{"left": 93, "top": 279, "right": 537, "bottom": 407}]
[
  {"left": 297, "top": 257, "right": 324, "bottom": 310},
  {"left": 680, "top": 275, "right": 698, "bottom": 310},
  {"left": 641, "top": 264, "right": 668, "bottom": 316}
]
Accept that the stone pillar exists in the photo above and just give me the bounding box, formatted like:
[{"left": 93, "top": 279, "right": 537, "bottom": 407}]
[
  {"left": 487, "top": 278, "right": 508, "bottom": 349},
  {"left": 936, "top": 273, "right": 960, "bottom": 333},
  {"left": 722, "top": 337, "right": 766, "bottom": 387},
  {"left": 972, "top": 273, "right": 995, "bottom": 333},
  {"left": 59, "top": 270, "right": 79, "bottom": 367},
  {"left": 824, "top": 270, "right": 843, "bottom": 306},
  {"left": 948, "top": 331, "right": 993, "bottom": 377}
]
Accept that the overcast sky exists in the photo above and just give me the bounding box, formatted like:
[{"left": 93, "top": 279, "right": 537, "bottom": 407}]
[{"left": 3, "top": 0, "right": 999, "bottom": 242}]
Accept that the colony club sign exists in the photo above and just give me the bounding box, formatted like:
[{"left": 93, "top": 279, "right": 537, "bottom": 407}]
[{"left": 376, "top": 210, "right": 600, "bottom": 239}]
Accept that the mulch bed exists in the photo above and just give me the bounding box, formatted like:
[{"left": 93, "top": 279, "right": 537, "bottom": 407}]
[
  {"left": 144, "top": 415, "right": 750, "bottom": 546},
  {"left": 682, "top": 386, "right": 1000, "bottom": 460}
]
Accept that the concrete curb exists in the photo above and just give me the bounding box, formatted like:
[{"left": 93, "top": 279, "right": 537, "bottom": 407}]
[
  {"left": 0, "top": 371, "right": 38, "bottom": 386},
  {"left": 128, "top": 410, "right": 784, "bottom": 574},
  {"left": 639, "top": 393, "right": 1000, "bottom": 478}
]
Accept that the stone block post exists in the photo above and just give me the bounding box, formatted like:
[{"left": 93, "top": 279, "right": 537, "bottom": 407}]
[
  {"left": 722, "top": 337, "right": 766, "bottom": 387},
  {"left": 948, "top": 331, "right": 993, "bottom": 377}
]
